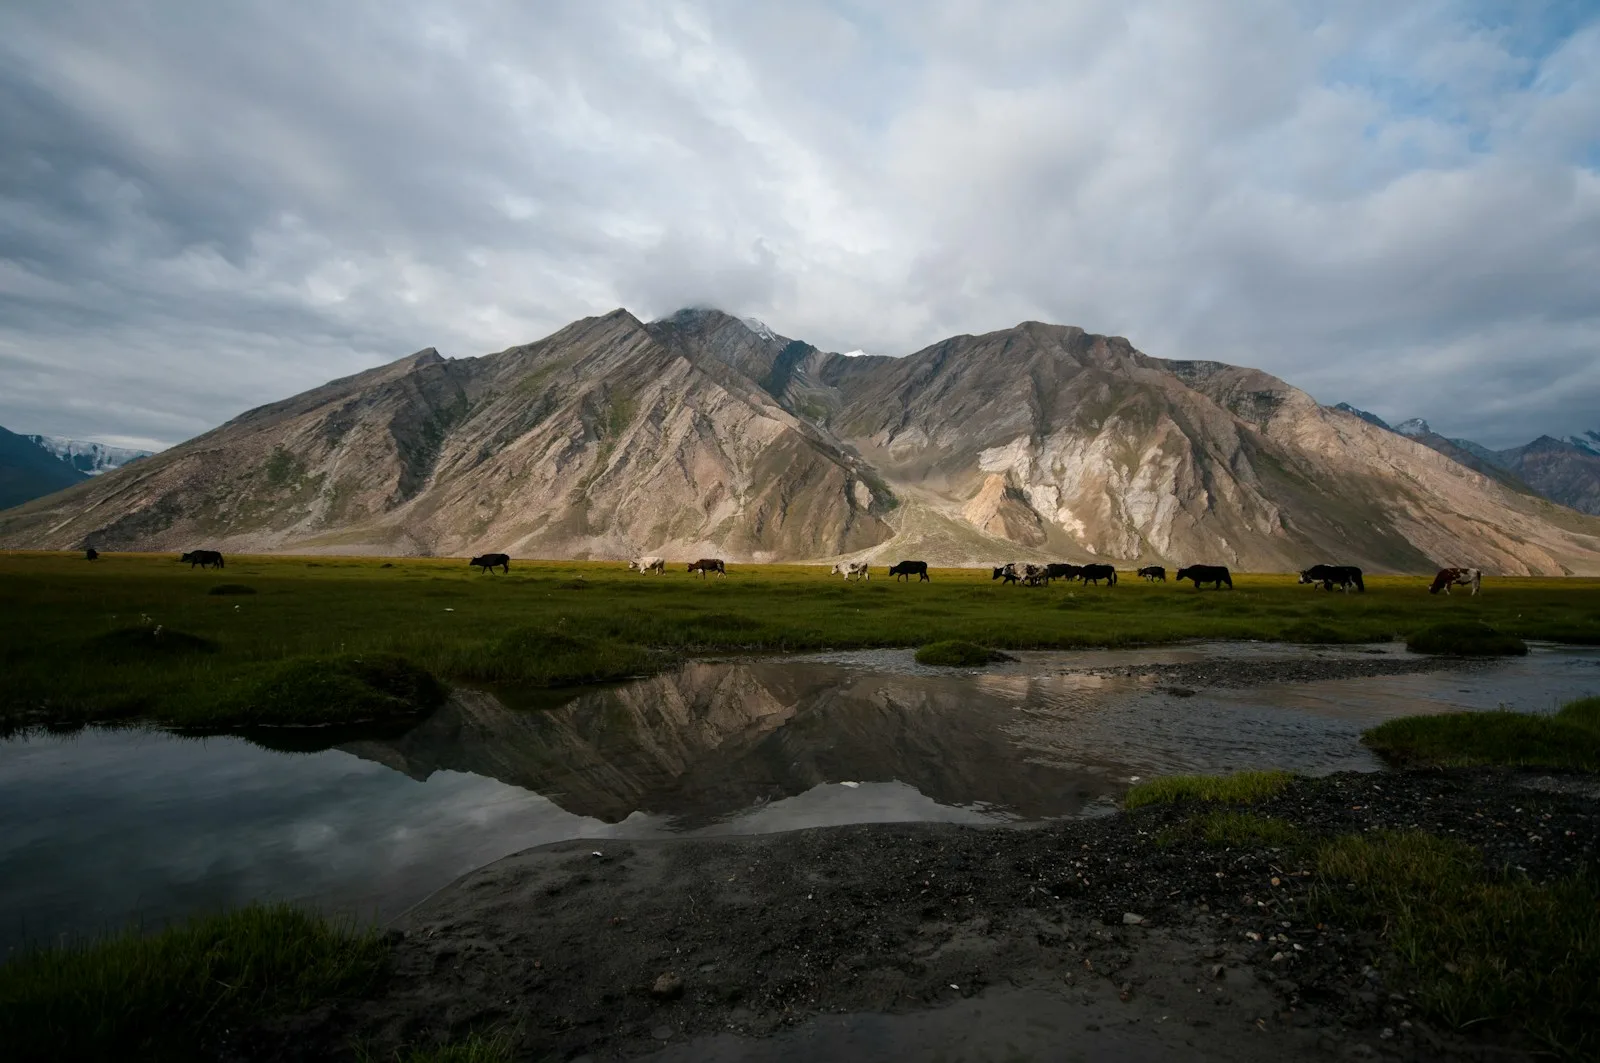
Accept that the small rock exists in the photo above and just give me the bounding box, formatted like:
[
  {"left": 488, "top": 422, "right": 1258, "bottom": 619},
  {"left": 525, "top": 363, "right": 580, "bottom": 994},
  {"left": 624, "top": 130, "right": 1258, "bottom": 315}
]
[
  {"left": 1208, "top": 964, "right": 1226, "bottom": 980},
  {"left": 651, "top": 1024, "right": 674, "bottom": 1041},
  {"left": 1380, "top": 1028, "right": 1394, "bottom": 1040},
  {"left": 1122, "top": 912, "right": 1147, "bottom": 926},
  {"left": 1270, "top": 951, "right": 1287, "bottom": 963},
  {"left": 651, "top": 972, "right": 684, "bottom": 1000}
]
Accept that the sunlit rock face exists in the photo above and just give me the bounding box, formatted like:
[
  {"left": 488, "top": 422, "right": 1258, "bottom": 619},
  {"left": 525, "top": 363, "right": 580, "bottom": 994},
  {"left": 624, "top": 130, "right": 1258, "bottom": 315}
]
[{"left": 5, "top": 309, "right": 1599, "bottom": 574}]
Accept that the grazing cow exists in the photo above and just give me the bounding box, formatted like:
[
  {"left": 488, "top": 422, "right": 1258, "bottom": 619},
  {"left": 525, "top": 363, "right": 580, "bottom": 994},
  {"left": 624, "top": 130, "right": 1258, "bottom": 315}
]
[
  {"left": 831, "top": 560, "right": 871, "bottom": 581},
  {"left": 1079, "top": 563, "right": 1118, "bottom": 585},
  {"left": 1176, "top": 564, "right": 1232, "bottom": 590},
  {"left": 629, "top": 556, "right": 666, "bottom": 574},
  {"left": 888, "top": 560, "right": 930, "bottom": 582},
  {"left": 991, "top": 563, "right": 1020, "bottom": 585},
  {"left": 1045, "top": 563, "right": 1082, "bottom": 584},
  {"left": 85, "top": 547, "right": 99, "bottom": 561},
  {"left": 1019, "top": 563, "right": 1048, "bottom": 586},
  {"left": 1429, "top": 567, "right": 1481, "bottom": 596},
  {"left": 1137, "top": 565, "right": 1165, "bottom": 582},
  {"left": 179, "top": 550, "right": 224, "bottom": 570},
  {"left": 469, "top": 553, "right": 511, "bottom": 574},
  {"left": 688, "top": 558, "right": 727, "bottom": 578},
  {"left": 1299, "top": 564, "right": 1364, "bottom": 593}
]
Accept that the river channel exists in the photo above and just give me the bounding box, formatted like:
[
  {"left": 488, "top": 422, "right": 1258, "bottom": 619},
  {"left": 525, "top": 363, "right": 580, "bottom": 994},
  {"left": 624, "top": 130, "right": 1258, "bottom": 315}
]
[{"left": 3, "top": 641, "right": 1596, "bottom": 954}]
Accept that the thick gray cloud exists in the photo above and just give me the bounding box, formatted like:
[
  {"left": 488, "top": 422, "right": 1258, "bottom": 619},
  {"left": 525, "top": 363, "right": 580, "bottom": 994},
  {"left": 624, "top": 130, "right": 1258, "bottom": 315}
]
[{"left": 0, "top": 0, "right": 1595, "bottom": 450}]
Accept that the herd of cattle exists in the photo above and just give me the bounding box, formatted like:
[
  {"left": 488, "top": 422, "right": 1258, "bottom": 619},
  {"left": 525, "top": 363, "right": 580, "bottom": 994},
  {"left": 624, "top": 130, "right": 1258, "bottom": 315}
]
[{"left": 139, "top": 548, "right": 1482, "bottom": 594}]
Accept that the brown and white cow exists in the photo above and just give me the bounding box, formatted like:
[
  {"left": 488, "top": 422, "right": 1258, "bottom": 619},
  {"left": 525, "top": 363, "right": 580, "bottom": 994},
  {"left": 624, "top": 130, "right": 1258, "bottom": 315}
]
[
  {"left": 688, "top": 558, "right": 727, "bottom": 578},
  {"left": 1428, "top": 567, "right": 1482, "bottom": 595}
]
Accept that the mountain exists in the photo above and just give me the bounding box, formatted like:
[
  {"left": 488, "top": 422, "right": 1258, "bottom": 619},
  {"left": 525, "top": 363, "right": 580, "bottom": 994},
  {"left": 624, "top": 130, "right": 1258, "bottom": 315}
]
[
  {"left": 1496, "top": 436, "right": 1600, "bottom": 516},
  {"left": 24, "top": 436, "right": 152, "bottom": 476},
  {"left": 4, "top": 308, "right": 1600, "bottom": 574},
  {"left": 0, "top": 425, "right": 88, "bottom": 510},
  {"left": 1338, "top": 409, "right": 1600, "bottom": 517}
]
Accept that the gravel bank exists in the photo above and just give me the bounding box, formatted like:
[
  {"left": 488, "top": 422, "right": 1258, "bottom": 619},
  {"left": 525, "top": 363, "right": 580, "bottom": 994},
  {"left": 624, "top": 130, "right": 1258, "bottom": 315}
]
[{"left": 226, "top": 768, "right": 1598, "bottom": 1063}]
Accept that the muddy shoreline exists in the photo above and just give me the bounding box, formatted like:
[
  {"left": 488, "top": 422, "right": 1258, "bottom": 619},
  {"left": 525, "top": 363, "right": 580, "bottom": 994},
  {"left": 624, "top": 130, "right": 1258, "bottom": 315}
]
[{"left": 227, "top": 767, "right": 1598, "bottom": 1063}]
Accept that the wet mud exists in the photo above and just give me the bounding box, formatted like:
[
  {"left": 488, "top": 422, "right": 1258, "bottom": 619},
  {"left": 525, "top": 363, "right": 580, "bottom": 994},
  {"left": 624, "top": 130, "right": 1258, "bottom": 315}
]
[{"left": 229, "top": 767, "right": 1599, "bottom": 1063}]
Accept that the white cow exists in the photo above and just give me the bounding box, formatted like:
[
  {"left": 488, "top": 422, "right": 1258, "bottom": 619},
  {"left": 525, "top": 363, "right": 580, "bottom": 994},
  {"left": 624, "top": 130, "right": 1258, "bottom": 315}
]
[
  {"left": 629, "top": 556, "right": 666, "bottom": 574},
  {"left": 831, "top": 560, "right": 870, "bottom": 581}
]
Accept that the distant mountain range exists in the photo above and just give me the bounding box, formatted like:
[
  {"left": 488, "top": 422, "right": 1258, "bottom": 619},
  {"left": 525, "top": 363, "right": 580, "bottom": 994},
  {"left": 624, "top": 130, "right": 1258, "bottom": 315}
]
[
  {"left": 3, "top": 309, "right": 1600, "bottom": 574},
  {"left": 0, "top": 430, "right": 150, "bottom": 511},
  {"left": 1330, "top": 405, "right": 1600, "bottom": 516}
]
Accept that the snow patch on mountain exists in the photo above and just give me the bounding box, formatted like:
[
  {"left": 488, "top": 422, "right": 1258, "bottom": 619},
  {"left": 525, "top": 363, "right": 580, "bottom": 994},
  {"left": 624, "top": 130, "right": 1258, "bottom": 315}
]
[
  {"left": 26, "top": 435, "right": 152, "bottom": 476},
  {"left": 740, "top": 317, "right": 778, "bottom": 342},
  {"left": 1393, "top": 418, "right": 1431, "bottom": 438}
]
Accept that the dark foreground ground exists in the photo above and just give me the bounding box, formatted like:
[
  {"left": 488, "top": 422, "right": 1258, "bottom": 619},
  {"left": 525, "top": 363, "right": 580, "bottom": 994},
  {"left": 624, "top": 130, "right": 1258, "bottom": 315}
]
[{"left": 222, "top": 768, "right": 1599, "bottom": 1063}]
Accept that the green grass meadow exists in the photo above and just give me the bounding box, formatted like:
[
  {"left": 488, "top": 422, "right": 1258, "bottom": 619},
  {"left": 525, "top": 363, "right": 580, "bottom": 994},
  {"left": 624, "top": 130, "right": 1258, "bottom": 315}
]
[{"left": 3, "top": 550, "right": 1599, "bottom": 728}]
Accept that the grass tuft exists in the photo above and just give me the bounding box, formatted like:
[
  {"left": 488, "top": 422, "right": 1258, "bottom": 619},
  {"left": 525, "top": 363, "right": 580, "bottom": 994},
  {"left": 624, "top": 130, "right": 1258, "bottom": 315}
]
[
  {"left": 1406, "top": 621, "right": 1527, "bottom": 656},
  {"left": 443, "top": 627, "right": 660, "bottom": 687},
  {"left": 1124, "top": 769, "right": 1295, "bottom": 809},
  {"left": 0, "top": 903, "right": 387, "bottom": 1062},
  {"left": 1160, "top": 810, "right": 1303, "bottom": 848},
  {"left": 1311, "top": 832, "right": 1600, "bottom": 1058},
  {"left": 207, "top": 583, "right": 257, "bottom": 596},
  {"left": 914, "top": 640, "right": 1014, "bottom": 666},
  {"left": 1362, "top": 698, "right": 1600, "bottom": 770},
  {"left": 212, "top": 653, "right": 448, "bottom": 727}
]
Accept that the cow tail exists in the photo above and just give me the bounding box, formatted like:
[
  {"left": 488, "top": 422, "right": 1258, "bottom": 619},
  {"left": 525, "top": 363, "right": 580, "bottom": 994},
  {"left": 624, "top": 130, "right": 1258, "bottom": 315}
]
[{"left": 1353, "top": 571, "right": 1364, "bottom": 592}]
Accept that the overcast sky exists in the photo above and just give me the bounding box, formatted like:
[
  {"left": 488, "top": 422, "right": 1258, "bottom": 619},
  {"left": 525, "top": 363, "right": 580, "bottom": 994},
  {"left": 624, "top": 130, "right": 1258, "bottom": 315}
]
[{"left": 2, "top": 1, "right": 1596, "bottom": 451}]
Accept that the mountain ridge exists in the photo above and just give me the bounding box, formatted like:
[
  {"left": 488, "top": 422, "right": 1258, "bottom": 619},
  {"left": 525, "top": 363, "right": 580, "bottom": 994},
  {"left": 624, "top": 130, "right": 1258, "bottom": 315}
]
[{"left": 4, "top": 309, "right": 1600, "bottom": 574}]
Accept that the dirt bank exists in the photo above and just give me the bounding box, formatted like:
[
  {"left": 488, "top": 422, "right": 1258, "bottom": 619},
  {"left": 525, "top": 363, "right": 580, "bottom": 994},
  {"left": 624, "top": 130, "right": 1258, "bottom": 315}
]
[{"left": 227, "top": 768, "right": 1597, "bottom": 1063}]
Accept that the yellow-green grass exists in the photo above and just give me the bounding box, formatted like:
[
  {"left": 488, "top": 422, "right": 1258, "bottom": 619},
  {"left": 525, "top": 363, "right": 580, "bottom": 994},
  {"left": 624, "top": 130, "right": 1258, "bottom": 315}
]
[
  {"left": 1312, "top": 832, "right": 1600, "bottom": 1058},
  {"left": 0, "top": 903, "right": 386, "bottom": 1062},
  {"left": 1362, "top": 696, "right": 1600, "bottom": 770},
  {"left": 3, "top": 552, "right": 1599, "bottom": 728},
  {"left": 1124, "top": 769, "right": 1296, "bottom": 809}
]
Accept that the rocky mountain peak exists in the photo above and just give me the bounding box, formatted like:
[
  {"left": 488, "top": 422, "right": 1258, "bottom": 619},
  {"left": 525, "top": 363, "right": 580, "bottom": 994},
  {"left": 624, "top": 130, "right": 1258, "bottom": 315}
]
[{"left": 1394, "top": 417, "right": 1431, "bottom": 437}]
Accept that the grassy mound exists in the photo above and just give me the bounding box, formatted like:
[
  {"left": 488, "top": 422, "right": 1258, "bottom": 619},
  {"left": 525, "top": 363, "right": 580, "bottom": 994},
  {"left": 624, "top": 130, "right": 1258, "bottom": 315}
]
[
  {"left": 456, "top": 627, "right": 659, "bottom": 687},
  {"left": 1362, "top": 697, "right": 1600, "bottom": 770},
  {"left": 1406, "top": 621, "right": 1527, "bottom": 656},
  {"left": 1124, "top": 769, "right": 1294, "bottom": 809},
  {"left": 219, "top": 653, "right": 448, "bottom": 726},
  {"left": 1312, "top": 832, "right": 1600, "bottom": 1058},
  {"left": 914, "top": 640, "right": 1015, "bottom": 667},
  {"left": 207, "top": 583, "right": 257, "bottom": 595},
  {"left": 0, "top": 903, "right": 386, "bottom": 1062},
  {"left": 85, "top": 626, "right": 219, "bottom": 660}
]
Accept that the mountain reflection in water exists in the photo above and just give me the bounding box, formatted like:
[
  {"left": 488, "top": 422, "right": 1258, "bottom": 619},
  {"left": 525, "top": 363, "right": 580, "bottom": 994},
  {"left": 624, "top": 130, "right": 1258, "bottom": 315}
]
[{"left": 336, "top": 661, "right": 1126, "bottom": 826}]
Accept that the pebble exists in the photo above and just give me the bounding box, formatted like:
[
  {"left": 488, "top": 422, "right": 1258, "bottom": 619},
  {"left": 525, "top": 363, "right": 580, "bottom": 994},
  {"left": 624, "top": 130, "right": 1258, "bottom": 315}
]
[{"left": 651, "top": 972, "right": 684, "bottom": 1000}]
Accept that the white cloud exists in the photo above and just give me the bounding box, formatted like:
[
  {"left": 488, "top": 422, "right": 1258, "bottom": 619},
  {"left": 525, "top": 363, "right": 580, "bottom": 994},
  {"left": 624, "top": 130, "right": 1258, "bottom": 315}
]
[{"left": 0, "top": 0, "right": 1594, "bottom": 448}]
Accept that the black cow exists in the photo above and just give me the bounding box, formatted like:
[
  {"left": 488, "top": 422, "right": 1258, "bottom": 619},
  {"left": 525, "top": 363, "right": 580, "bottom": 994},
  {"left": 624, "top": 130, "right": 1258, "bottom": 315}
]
[
  {"left": 1176, "top": 564, "right": 1232, "bottom": 589},
  {"left": 889, "top": 560, "right": 929, "bottom": 582},
  {"left": 1299, "top": 564, "right": 1364, "bottom": 593},
  {"left": 85, "top": 547, "right": 99, "bottom": 561},
  {"left": 179, "top": 550, "right": 224, "bottom": 569},
  {"left": 1045, "top": 563, "right": 1082, "bottom": 584},
  {"left": 1079, "top": 563, "right": 1117, "bottom": 585},
  {"left": 688, "top": 558, "right": 727, "bottom": 578},
  {"left": 1137, "top": 565, "right": 1165, "bottom": 582},
  {"left": 469, "top": 553, "right": 511, "bottom": 573}
]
